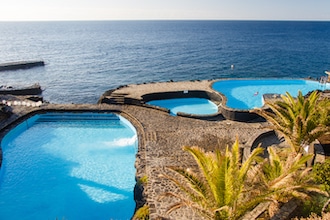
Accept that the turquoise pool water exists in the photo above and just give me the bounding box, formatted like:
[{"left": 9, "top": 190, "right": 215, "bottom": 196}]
[
  {"left": 0, "top": 113, "right": 137, "bottom": 220},
  {"left": 212, "top": 79, "right": 329, "bottom": 110},
  {"left": 147, "top": 98, "right": 218, "bottom": 116}
]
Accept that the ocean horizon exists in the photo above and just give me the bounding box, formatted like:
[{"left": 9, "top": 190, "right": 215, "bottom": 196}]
[{"left": 0, "top": 20, "right": 329, "bottom": 104}]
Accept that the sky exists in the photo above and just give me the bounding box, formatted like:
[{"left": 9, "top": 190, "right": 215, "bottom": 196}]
[{"left": 0, "top": 0, "right": 329, "bottom": 21}]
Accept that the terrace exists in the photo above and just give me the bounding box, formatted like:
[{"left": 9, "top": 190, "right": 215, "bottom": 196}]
[{"left": 0, "top": 78, "right": 329, "bottom": 219}]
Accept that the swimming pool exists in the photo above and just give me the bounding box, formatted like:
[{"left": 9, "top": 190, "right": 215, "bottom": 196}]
[
  {"left": 147, "top": 98, "right": 218, "bottom": 116},
  {"left": 212, "top": 79, "right": 329, "bottom": 110},
  {"left": 0, "top": 112, "right": 137, "bottom": 220}
]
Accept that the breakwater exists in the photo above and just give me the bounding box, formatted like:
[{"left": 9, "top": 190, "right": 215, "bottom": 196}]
[{"left": 0, "top": 61, "right": 44, "bottom": 72}]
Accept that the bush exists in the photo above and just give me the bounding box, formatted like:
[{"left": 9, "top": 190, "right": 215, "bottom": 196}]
[
  {"left": 292, "top": 212, "right": 330, "bottom": 220},
  {"left": 132, "top": 205, "right": 149, "bottom": 220},
  {"left": 313, "top": 159, "right": 330, "bottom": 193},
  {"left": 296, "top": 194, "right": 329, "bottom": 217},
  {"left": 137, "top": 175, "right": 148, "bottom": 187}
]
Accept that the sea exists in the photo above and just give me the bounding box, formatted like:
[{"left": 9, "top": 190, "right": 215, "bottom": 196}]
[{"left": 0, "top": 20, "right": 329, "bottom": 104}]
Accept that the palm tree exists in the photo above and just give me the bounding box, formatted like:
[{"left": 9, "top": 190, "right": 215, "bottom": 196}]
[
  {"left": 159, "top": 138, "right": 328, "bottom": 219},
  {"left": 251, "top": 90, "right": 330, "bottom": 154},
  {"left": 159, "top": 139, "right": 264, "bottom": 220},
  {"left": 250, "top": 147, "right": 328, "bottom": 217}
]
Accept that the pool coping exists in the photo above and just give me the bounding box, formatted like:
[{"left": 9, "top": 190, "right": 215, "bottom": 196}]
[
  {"left": 0, "top": 104, "right": 150, "bottom": 215},
  {"left": 98, "top": 80, "right": 227, "bottom": 120},
  {"left": 99, "top": 78, "right": 285, "bottom": 122}
]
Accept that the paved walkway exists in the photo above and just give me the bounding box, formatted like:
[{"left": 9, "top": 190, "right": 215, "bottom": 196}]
[
  {"left": 101, "top": 80, "right": 217, "bottom": 100},
  {"left": 125, "top": 104, "right": 267, "bottom": 219}
]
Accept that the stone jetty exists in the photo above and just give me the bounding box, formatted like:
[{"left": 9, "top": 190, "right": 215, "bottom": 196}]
[{"left": 0, "top": 60, "right": 45, "bottom": 71}]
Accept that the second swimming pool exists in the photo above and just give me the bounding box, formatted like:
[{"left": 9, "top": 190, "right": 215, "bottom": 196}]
[
  {"left": 212, "top": 79, "right": 329, "bottom": 110},
  {"left": 147, "top": 97, "right": 218, "bottom": 116}
]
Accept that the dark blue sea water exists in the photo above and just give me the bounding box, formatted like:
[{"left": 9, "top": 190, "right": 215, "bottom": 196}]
[{"left": 0, "top": 20, "right": 329, "bottom": 104}]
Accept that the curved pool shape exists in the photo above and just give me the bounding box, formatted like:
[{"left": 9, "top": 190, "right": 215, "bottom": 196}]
[
  {"left": 212, "top": 79, "right": 329, "bottom": 110},
  {"left": 147, "top": 98, "right": 218, "bottom": 116},
  {"left": 0, "top": 113, "right": 137, "bottom": 220}
]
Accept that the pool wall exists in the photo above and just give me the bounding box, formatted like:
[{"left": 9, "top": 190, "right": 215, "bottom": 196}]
[
  {"left": 101, "top": 84, "right": 261, "bottom": 122},
  {"left": 0, "top": 109, "right": 124, "bottom": 141},
  {"left": 141, "top": 90, "right": 222, "bottom": 103},
  {"left": 218, "top": 103, "right": 261, "bottom": 122},
  {"left": 175, "top": 111, "right": 224, "bottom": 120},
  {"left": 141, "top": 90, "right": 223, "bottom": 119},
  {"left": 213, "top": 86, "right": 262, "bottom": 122}
]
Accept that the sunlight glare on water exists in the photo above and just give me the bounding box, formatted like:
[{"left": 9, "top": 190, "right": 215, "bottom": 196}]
[{"left": 0, "top": 113, "right": 137, "bottom": 220}]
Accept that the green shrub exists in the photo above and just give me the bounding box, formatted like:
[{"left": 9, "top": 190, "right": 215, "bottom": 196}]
[
  {"left": 313, "top": 159, "right": 330, "bottom": 193},
  {"left": 297, "top": 194, "right": 329, "bottom": 217},
  {"left": 132, "top": 205, "right": 149, "bottom": 220},
  {"left": 292, "top": 212, "right": 330, "bottom": 220},
  {"left": 137, "top": 175, "right": 148, "bottom": 186}
]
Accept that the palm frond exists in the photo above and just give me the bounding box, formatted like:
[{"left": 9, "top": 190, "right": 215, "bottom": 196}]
[
  {"left": 169, "top": 167, "right": 210, "bottom": 201},
  {"left": 252, "top": 90, "right": 330, "bottom": 153},
  {"left": 163, "top": 192, "right": 214, "bottom": 220},
  {"left": 183, "top": 146, "right": 223, "bottom": 206},
  {"left": 159, "top": 171, "right": 207, "bottom": 205}
]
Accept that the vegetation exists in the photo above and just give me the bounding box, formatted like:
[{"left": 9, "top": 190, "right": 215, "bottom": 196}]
[
  {"left": 251, "top": 90, "right": 330, "bottom": 154},
  {"left": 159, "top": 140, "right": 328, "bottom": 219},
  {"left": 312, "top": 159, "right": 330, "bottom": 216},
  {"left": 297, "top": 194, "right": 329, "bottom": 218},
  {"left": 314, "top": 159, "right": 330, "bottom": 193},
  {"left": 292, "top": 212, "right": 330, "bottom": 220},
  {"left": 132, "top": 205, "right": 150, "bottom": 220},
  {"left": 159, "top": 139, "right": 264, "bottom": 219},
  {"left": 156, "top": 90, "right": 330, "bottom": 219},
  {"left": 137, "top": 175, "right": 148, "bottom": 186},
  {"left": 250, "top": 147, "right": 327, "bottom": 217}
]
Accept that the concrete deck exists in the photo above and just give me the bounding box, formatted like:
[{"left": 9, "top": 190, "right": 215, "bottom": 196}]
[{"left": 101, "top": 80, "right": 217, "bottom": 101}]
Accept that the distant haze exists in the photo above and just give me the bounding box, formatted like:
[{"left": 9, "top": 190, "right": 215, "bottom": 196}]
[{"left": 0, "top": 0, "right": 329, "bottom": 21}]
